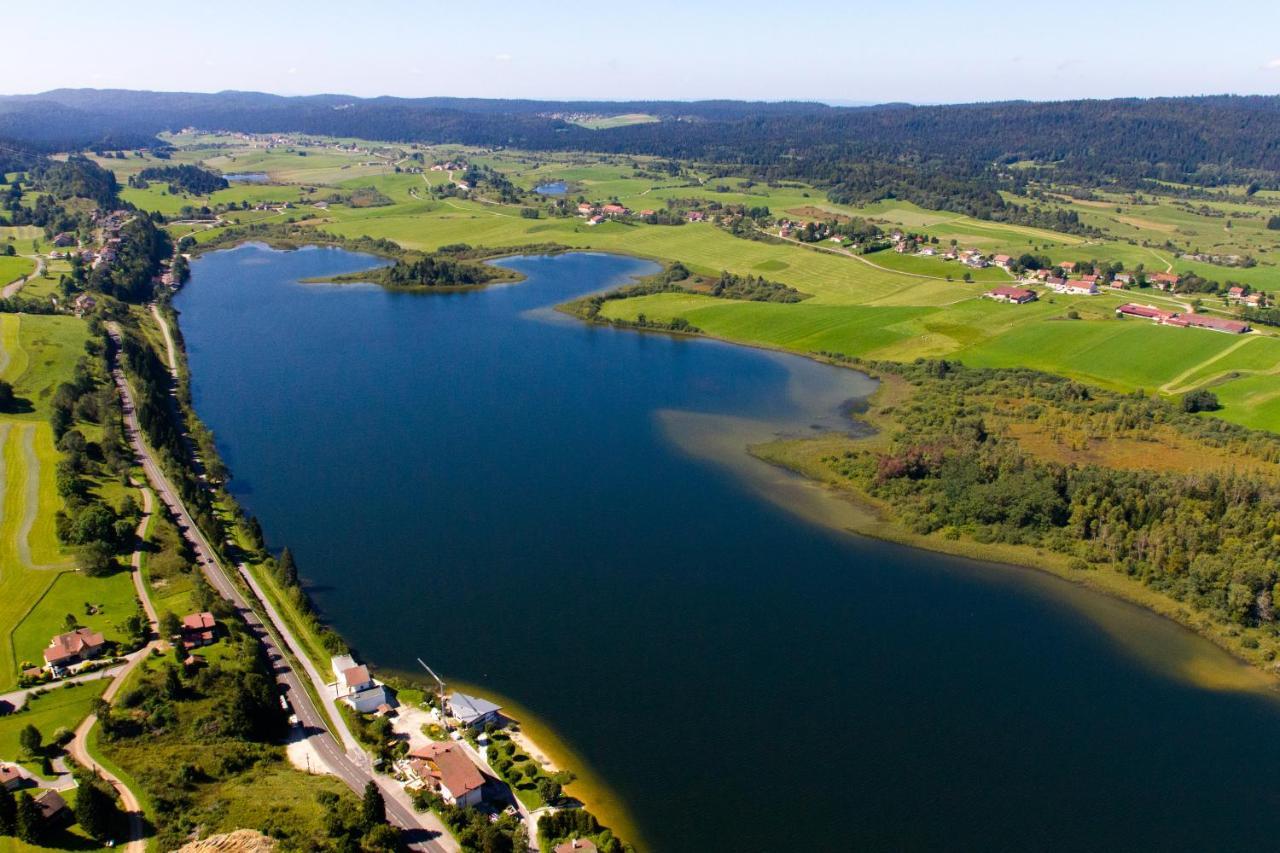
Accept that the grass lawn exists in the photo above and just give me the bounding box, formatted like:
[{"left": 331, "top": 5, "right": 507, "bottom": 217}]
[
  {"left": 1, "top": 314, "right": 142, "bottom": 689},
  {"left": 0, "top": 681, "right": 107, "bottom": 766},
  {"left": 10, "top": 569, "right": 140, "bottom": 672},
  {"left": 0, "top": 255, "right": 35, "bottom": 285}
]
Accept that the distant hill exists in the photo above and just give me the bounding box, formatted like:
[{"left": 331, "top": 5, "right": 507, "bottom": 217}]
[{"left": 2, "top": 89, "right": 1279, "bottom": 187}]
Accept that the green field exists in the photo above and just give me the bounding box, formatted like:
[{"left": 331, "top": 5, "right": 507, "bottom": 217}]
[
  {"left": 0, "top": 681, "right": 107, "bottom": 765},
  {"left": 0, "top": 255, "right": 35, "bottom": 286},
  {"left": 118, "top": 134, "right": 1280, "bottom": 432},
  {"left": 0, "top": 314, "right": 143, "bottom": 690}
]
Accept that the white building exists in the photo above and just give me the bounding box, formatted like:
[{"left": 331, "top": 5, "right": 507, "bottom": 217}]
[{"left": 330, "top": 655, "right": 394, "bottom": 714}]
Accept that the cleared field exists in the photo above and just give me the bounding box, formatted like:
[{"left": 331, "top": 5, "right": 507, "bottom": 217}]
[
  {"left": 0, "top": 680, "right": 108, "bottom": 763},
  {"left": 572, "top": 113, "right": 660, "bottom": 130}
]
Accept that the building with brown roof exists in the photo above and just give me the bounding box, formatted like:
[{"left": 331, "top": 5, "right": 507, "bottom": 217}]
[
  {"left": 0, "top": 763, "right": 25, "bottom": 791},
  {"left": 43, "top": 628, "right": 106, "bottom": 668},
  {"left": 554, "top": 840, "right": 599, "bottom": 853},
  {"left": 985, "top": 286, "right": 1037, "bottom": 304},
  {"left": 181, "top": 612, "right": 218, "bottom": 649},
  {"left": 407, "top": 742, "right": 487, "bottom": 808},
  {"left": 35, "top": 789, "right": 71, "bottom": 825}
]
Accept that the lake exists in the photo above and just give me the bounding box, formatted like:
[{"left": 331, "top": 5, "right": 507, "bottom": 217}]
[
  {"left": 176, "top": 244, "right": 1280, "bottom": 852},
  {"left": 222, "top": 173, "right": 270, "bottom": 183},
  {"left": 534, "top": 181, "right": 568, "bottom": 195}
]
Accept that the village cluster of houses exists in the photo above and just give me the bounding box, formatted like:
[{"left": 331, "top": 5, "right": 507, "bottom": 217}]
[{"left": 576, "top": 201, "right": 703, "bottom": 225}]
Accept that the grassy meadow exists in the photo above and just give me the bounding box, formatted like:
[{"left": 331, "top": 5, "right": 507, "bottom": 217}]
[
  {"left": 0, "top": 313, "right": 143, "bottom": 690},
  {"left": 127, "top": 132, "right": 1280, "bottom": 432}
]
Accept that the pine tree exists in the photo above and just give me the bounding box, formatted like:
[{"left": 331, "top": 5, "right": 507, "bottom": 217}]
[
  {"left": 0, "top": 786, "right": 16, "bottom": 835},
  {"left": 75, "top": 777, "right": 119, "bottom": 840},
  {"left": 360, "top": 781, "right": 385, "bottom": 831},
  {"left": 15, "top": 792, "right": 42, "bottom": 843},
  {"left": 279, "top": 547, "right": 299, "bottom": 586}
]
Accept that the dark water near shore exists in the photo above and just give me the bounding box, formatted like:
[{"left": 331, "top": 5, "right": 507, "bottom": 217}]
[{"left": 177, "top": 244, "right": 1280, "bottom": 852}]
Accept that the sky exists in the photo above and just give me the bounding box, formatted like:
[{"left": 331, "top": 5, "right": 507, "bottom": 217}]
[{"left": 7, "top": 0, "right": 1280, "bottom": 104}]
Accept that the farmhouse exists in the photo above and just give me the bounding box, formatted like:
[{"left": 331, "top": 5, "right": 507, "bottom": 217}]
[
  {"left": 449, "top": 692, "right": 502, "bottom": 727},
  {"left": 52, "top": 232, "right": 76, "bottom": 247},
  {"left": 601, "top": 203, "right": 628, "bottom": 217},
  {"left": 577, "top": 202, "right": 595, "bottom": 216},
  {"left": 1116, "top": 303, "right": 1175, "bottom": 322},
  {"left": 587, "top": 215, "right": 605, "bottom": 226},
  {"left": 34, "top": 790, "right": 71, "bottom": 826},
  {"left": 1116, "top": 304, "right": 1249, "bottom": 333},
  {"left": 639, "top": 209, "right": 656, "bottom": 217},
  {"left": 43, "top": 628, "right": 105, "bottom": 668},
  {"left": 985, "top": 286, "right": 1037, "bottom": 304},
  {"left": 407, "top": 742, "right": 486, "bottom": 808},
  {"left": 1173, "top": 313, "right": 1250, "bottom": 334},
  {"left": 1149, "top": 272, "right": 1181, "bottom": 290},
  {"left": 1050, "top": 279, "right": 1098, "bottom": 296},
  {"left": 0, "top": 763, "right": 24, "bottom": 791},
  {"left": 992, "top": 254, "right": 1013, "bottom": 269},
  {"left": 1059, "top": 261, "right": 1077, "bottom": 272},
  {"left": 1113, "top": 273, "right": 1133, "bottom": 286},
  {"left": 180, "top": 611, "right": 218, "bottom": 649},
  {"left": 686, "top": 210, "right": 706, "bottom": 222}
]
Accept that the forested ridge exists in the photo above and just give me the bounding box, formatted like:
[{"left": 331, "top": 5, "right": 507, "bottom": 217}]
[{"left": 3, "top": 90, "right": 1280, "bottom": 187}]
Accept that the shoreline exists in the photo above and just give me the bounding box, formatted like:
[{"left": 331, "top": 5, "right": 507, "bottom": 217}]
[
  {"left": 164, "top": 241, "right": 645, "bottom": 846},
  {"left": 164, "top": 240, "right": 1278, "bottom": 852},
  {"left": 747, "top": 376, "right": 1280, "bottom": 693}
]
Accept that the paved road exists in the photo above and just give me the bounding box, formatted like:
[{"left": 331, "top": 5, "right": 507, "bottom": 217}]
[{"left": 106, "top": 323, "right": 455, "bottom": 852}]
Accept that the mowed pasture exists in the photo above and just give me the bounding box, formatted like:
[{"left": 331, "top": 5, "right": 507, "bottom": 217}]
[{"left": 0, "top": 314, "right": 140, "bottom": 690}]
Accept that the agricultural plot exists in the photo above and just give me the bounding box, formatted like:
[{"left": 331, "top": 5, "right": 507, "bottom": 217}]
[
  {"left": 0, "top": 315, "right": 139, "bottom": 690},
  {"left": 109, "top": 136, "right": 1280, "bottom": 431}
]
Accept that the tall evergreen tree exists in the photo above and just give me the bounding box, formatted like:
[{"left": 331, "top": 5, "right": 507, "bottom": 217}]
[
  {"left": 15, "top": 792, "right": 42, "bottom": 843},
  {"left": 360, "top": 781, "right": 385, "bottom": 831},
  {"left": 0, "top": 786, "right": 16, "bottom": 835}
]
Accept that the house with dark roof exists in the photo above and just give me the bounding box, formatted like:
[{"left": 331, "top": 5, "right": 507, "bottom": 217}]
[{"left": 35, "top": 789, "right": 71, "bottom": 826}]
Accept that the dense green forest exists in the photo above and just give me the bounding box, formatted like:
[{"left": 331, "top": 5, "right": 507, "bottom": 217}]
[
  {"left": 813, "top": 359, "right": 1280, "bottom": 635},
  {"left": 135, "top": 164, "right": 228, "bottom": 194}
]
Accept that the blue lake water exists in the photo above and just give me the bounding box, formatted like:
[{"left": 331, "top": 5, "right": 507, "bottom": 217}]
[
  {"left": 176, "top": 244, "right": 1280, "bottom": 852},
  {"left": 534, "top": 181, "right": 568, "bottom": 195},
  {"left": 222, "top": 173, "right": 270, "bottom": 183}
]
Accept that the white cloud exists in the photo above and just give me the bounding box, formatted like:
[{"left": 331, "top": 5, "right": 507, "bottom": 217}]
[
  {"left": 495, "top": 54, "right": 512, "bottom": 62},
  {"left": 1265, "top": 58, "right": 1280, "bottom": 70}
]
